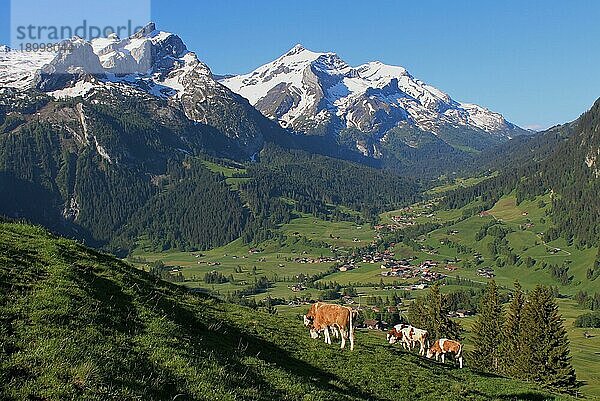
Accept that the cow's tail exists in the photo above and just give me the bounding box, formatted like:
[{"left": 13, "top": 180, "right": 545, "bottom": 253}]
[{"left": 456, "top": 342, "right": 463, "bottom": 358}]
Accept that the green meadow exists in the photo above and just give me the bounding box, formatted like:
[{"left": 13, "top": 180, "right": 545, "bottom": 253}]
[{"left": 130, "top": 191, "right": 600, "bottom": 398}]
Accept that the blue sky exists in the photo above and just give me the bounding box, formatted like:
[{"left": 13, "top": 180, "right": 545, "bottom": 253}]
[{"left": 2, "top": 0, "right": 600, "bottom": 129}]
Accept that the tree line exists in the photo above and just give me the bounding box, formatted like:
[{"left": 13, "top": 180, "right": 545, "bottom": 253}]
[{"left": 470, "top": 281, "right": 577, "bottom": 393}]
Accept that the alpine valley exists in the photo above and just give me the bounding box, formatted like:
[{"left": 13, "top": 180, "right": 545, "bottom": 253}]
[{"left": 1, "top": 20, "right": 600, "bottom": 401}]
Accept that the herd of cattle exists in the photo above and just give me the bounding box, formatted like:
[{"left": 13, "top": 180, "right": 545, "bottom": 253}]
[{"left": 303, "top": 302, "right": 464, "bottom": 368}]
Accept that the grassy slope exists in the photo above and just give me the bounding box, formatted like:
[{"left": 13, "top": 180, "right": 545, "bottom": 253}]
[
  {"left": 131, "top": 194, "right": 600, "bottom": 397},
  {"left": 0, "top": 222, "right": 572, "bottom": 401},
  {"left": 201, "top": 159, "right": 251, "bottom": 190},
  {"left": 379, "top": 194, "right": 600, "bottom": 397}
]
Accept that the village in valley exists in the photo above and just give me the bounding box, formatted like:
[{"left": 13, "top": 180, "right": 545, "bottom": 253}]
[
  {"left": 124, "top": 184, "right": 600, "bottom": 396},
  {"left": 133, "top": 194, "right": 551, "bottom": 315},
  {"left": 131, "top": 197, "right": 493, "bottom": 326}
]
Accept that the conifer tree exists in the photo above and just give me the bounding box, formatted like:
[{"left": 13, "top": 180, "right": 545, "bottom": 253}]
[
  {"left": 408, "top": 283, "right": 461, "bottom": 340},
  {"left": 520, "top": 285, "right": 577, "bottom": 392},
  {"left": 471, "top": 280, "right": 503, "bottom": 372},
  {"left": 407, "top": 296, "right": 428, "bottom": 331},
  {"left": 499, "top": 281, "right": 526, "bottom": 377}
]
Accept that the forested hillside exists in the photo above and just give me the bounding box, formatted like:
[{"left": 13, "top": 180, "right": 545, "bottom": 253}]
[
  {"left": 442, "top": 98, "right": 600, "bottom": 249},
  {"left": 0, "top": 94, "right": 250, "bottom": 253},
  {"left": 248, "top": 145, "right": 421, "bottom": 221},
  {"left": 0, "top": 90, "right": 421, "bottom": 254}
]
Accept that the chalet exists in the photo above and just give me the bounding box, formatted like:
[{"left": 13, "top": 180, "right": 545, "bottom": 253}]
[
  {"left": 290, "top": 284, "right": 305, "bottom": 292},
  {"left": 342, "top": 296, "right": 355, "bottom": 304},
  {"left": 421, "top": 271, "right": 444, "bottom": 282},
  {"left": 456, "top": 309, "right": 474, "bottom": 318},
  {"left": 477, "top": 267, "right": 495, "bottom": 278},
  {"left": 411, "top": 283, "right": 428, "bottom": 290},
  {"left": 421, "top": 260, "right": 438, "bottom": 268}
]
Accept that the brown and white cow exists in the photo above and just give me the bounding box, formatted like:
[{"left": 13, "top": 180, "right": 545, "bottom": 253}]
[
  {"left": 386, "top": 324, "right": 412, "bottom": 350},
  {"left": 304, "top": 302, "right": 332, "bottom": 340},
  {"left": 387, "top": 324, "right": 429, "bottom": 356},
  {"left": 304, "top": 302, "right": 356, "bottom": 350},
  {"left": 405, "top": 326, "right": 429, "bottom": 356},
  {"left": 427, "top": 338, "right": 463, "bottom": 368}
]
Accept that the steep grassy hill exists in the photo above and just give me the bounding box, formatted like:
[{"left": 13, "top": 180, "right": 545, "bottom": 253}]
[{"left": 0, "top": 221, "right": 573, "bottom": 401}]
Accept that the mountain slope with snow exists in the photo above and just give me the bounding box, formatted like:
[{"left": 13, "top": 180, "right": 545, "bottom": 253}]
[
  {"left": 0, "top": 26, "right": 529, "bottom": 175},
  {"left": 0, "top": 23, "right": 285, "bottom": 156},
  {"left": 221, "top": 45, "right": 528, "bottom": 154}
]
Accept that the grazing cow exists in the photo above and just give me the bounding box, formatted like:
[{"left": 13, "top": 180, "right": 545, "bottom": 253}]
[
  {"left": 405, "top": 326, "right": 429, "bottom": 356},
  {"left": 387, "top": 324, "right": 429, "bottom": 356},
  {"left": 304, "top": 302, "right": 331, "bottom": 340},
  {"left": 386, "top": 324, "right": 412, "bottom": 350},
  {"left": 304, "top": 303, "right": 356, "bottom": 350},
  {"left": 427, "top": 338, "right": 463, "bottom": 368}
]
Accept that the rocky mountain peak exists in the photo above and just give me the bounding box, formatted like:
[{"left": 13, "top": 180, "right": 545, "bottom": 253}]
[
  {"left": 221, "top": 46, "right": 527, "bottom": 145},
  {"left": 35, "top": 38, "right": 105, "bottom": 91},
  {"left": 131, "top": 22, "right": 157, "bottom": 39}
]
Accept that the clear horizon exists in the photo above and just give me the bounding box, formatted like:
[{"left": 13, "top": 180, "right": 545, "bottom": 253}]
[{"left": 2, "top": 0, "right": 600, "bottom": 130}]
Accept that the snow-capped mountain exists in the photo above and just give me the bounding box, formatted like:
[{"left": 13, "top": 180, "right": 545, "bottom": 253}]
[
  {"left": 0, "top": 26, "right": 528, "bottom": 172},
  {"left": 221, "top": 44, "right": 527, "bottom": 151},
  {"left": 0, "top": 23, "right": 279, "bottom": 155},
  {"left": 0, "top": 48, "right": 55, "bottom": 89}
]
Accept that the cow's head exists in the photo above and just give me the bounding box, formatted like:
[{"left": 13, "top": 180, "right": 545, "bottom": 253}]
[
  {"left": 426, "top": 348, "right": 434, "bottom": 359},
  {"left": 303, "top": 315, "right": 313, "bottom": 327},
  {"left": 386, "top": 329, "right": 399, "bottom": 344}
]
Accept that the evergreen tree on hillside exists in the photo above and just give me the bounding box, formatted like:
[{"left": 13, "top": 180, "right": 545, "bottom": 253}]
[
  {"left": 408, "top": 284, "right": 462, "bottom": 340},
  {"left": 471, "top": 280, "right": 503, "bottom": 373},
  {"left": 407, "top": 296, "right": 428, "bottom": 331},
  {"left": 499, "top": 281, "right": 526, "bottom": 377},
  {"left": 589, "top": 247, "right": 600, "bottom": 281},
  {"left": 520, "top": 285, "right": 577, "bottom": 393}
]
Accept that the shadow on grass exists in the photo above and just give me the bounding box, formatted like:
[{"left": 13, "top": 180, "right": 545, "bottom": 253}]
[
  {"left": 151, "top": 288, "right": 384, "bottom": 401},
  {"left": 67, "top": 247, "right": 384, "bottom": 401}
]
